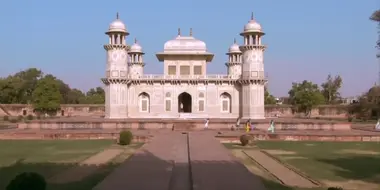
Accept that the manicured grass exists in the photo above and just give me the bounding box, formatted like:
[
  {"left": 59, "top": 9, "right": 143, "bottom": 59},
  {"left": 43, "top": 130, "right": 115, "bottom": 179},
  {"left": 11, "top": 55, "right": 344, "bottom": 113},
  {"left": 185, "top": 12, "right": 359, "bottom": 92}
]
[
  {"left": 255, "top": 141, "right": 380, "bottom": 182},
  {"left": 0, "top": 140, "right": 114, "bottom": 190},
  {"left": 225, "top": 141, "right": 380, "bottom": 189}
]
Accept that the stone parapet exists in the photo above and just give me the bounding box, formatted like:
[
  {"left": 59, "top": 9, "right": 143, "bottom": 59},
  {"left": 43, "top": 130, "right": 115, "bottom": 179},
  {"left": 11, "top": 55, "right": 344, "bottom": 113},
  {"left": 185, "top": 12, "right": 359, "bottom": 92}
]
[
  {"left": 0, "top": 104, "right": 349, "bottom": 118},
  {"left": 16, "top": 118, "right": 351, "bottom": 131}
]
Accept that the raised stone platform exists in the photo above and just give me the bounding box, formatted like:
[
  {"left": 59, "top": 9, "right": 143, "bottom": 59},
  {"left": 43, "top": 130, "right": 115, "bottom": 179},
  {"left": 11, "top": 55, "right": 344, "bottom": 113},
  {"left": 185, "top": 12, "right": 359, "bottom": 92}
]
[
  {"left": 216, "top": 130, "right": 380, "bottom": 142},
  {"left": 16, "top": 117, "right": 352, "bottom": 131},
  {"left": 0, "top": 128, "right": 380, "bottom": 142}
]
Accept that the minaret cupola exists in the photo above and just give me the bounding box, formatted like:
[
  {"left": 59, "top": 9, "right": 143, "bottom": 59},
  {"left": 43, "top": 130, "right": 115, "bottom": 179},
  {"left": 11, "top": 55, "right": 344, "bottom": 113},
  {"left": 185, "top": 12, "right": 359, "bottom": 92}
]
[
  {"left": 128, "top": 38, "right": 145, "bottom": 76},
  {"left": 105, "top": 13, "right": 129, "bottom": 45},
  {"left": 240, "top": 12, "right": 265, "bottom": 46},
  {"left": 226, "top": 38, "right": 242, "bottom": 76}
]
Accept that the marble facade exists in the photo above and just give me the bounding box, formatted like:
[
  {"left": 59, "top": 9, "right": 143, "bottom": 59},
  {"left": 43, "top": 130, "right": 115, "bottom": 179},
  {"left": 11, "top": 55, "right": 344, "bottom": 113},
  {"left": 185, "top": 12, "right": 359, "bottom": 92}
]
[{"left": 101, "top": 13, "right": 267, "bottom": 119}]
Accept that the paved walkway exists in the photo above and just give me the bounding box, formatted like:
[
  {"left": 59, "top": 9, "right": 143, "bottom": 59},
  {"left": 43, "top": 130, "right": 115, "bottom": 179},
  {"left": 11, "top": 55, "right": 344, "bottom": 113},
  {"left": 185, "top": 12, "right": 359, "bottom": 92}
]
[
  {"left": 244, "top": 150, "right": 318, "bottom": 188},
  {"left": 93, "top": 131, "right": 190, "bottom": 190},
  {"left": 189, "top": 132, "right": 266, "bottom": 190},
  {"left": 93, "top": 131, "right": 266, "bottom": 190}
]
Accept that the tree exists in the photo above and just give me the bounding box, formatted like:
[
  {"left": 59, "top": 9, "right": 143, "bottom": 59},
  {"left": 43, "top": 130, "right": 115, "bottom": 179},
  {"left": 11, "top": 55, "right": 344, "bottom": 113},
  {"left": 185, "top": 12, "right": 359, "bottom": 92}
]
[
  {"left": 66, "top": 89, "right": 86, "bottom": 104},
  {"left": 0, "top": 68, "right": 106, "bottom": 105},
  {"left": 14, "top": 68, "right": 43, "bottom": 104},
  {"left": 84, "top": 87, "right": 105, "bottom": 104},
  {"left": 321, "top": 74, "right": 343, "bottom": 104},
  {"left": 288, "top": 80, "right": 325, "bottom": 116},
  {"left": 0, "top": 76, "right": 24, "bottom": 103},
  {"left": 264, "top": 87, "right": 276, "bottom": 104},
  {"left": 349, "top": 86, "right": 380, "bottom": 120},
  {"left": 31, "top": 75, "right": 62, "bottom": 115}
]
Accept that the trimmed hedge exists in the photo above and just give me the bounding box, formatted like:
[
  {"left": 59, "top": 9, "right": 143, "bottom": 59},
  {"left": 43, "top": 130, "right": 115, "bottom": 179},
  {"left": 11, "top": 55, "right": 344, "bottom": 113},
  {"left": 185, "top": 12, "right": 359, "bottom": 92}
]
[{"left": 119, "top": 130, "right": 133, "bottom": 145}]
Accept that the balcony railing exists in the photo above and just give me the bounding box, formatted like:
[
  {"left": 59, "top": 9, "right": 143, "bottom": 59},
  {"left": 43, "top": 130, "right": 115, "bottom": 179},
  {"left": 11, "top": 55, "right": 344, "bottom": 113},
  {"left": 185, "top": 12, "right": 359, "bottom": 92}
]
[{"left": 128, "top": 74, "right": 242, "bottom": 80}]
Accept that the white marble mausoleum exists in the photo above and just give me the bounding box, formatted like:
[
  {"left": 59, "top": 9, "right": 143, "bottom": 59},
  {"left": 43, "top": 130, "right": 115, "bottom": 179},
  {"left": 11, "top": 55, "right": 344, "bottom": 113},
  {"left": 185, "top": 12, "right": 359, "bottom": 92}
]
[{"left": 101, "top": 13, "right": 267, "bottom": 119}]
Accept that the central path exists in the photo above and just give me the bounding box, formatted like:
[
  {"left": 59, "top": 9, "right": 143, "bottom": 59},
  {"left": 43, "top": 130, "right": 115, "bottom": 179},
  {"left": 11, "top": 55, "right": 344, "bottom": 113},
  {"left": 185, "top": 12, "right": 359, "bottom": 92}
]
[
  {"left": 93, "top": 131, "right": 190, "bottom": 190},
  {"left": 93, "top": 131, "right": 265, "bottom": 190},
  {"left": 189, "top": 131, "right": 266, "bottom": 190}
]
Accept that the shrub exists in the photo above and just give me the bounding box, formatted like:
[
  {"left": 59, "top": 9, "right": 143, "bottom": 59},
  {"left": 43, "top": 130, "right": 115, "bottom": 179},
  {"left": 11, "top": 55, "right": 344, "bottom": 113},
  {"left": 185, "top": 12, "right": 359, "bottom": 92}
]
[
  {"left": 347, "top": 116, "right": 353, "bottom": 122},
  {"left": 327, "top": 187, "right": 343, "bottom": 190},
  {"left": 26, "top": 115, "right": 34, "bottom": 120},
  {"left": 3, "top": 115, "right": 9, "bottom": 121},
  {"left": 6, "top": 172, "right": 46, "bottom": 190},
  {"left": 17, "top": 115, "right": 23, "bottom": 121},
  {"left": 10, "top": 119, "right": 18, "bottom": 123},
  {"left": 240, "top": 134, "right": 250, "bottom": 146},
  {"left": 119, "top": 130, "right": 133, "bottom": 145}
]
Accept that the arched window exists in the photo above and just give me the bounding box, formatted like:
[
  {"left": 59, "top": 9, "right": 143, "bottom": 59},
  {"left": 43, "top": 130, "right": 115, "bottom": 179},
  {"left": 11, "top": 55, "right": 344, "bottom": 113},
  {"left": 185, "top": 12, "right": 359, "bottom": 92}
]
[
  {"left": 220, "top": 92, "right": 231, "bottom": 113},
  {"left": 198, "top": 92, "right": 205, "bottom": 112},
  {"left": 138, "top": 92, "right": 150, "bottom": 112},
  {"left": 165, "top": 92, "right": 171, "bottom": 111}
]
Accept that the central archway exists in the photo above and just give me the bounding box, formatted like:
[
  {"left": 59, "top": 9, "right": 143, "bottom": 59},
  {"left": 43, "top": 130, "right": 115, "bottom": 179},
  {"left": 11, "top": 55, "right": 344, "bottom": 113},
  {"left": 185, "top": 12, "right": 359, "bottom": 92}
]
[{"left": 178, "top": 92, "right": 192, "bottom": 113}]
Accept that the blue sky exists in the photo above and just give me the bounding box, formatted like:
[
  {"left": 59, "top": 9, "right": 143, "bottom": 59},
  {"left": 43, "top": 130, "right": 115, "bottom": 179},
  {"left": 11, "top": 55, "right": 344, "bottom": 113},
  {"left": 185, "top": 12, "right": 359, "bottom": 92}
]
[{"left": 0, "top": 0, "right": 379, "bottom": 97}]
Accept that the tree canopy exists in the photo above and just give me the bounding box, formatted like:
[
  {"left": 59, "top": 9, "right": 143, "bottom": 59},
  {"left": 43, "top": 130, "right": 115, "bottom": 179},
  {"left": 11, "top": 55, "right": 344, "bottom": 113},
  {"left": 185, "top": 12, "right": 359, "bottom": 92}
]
[
  {"left": 288, "top": 80, "right": 325, "bottom": 115},
  {"left": 264, "top": 87, "right": 276, "bottom": 105},
  {"left": 0, "top": 68, "right": 105, "bottom": 112},
  {"left": 321, "top": 74, "right": 343, "bottom": 104}
]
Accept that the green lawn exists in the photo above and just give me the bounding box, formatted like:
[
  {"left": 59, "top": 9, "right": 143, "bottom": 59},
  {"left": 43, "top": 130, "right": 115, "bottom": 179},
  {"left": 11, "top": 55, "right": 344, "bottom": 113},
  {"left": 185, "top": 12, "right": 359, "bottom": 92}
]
[
  {"left": 225, "top": 141, "right": 380, "bottom": 190},
  {"left": 0, "top": 140, "right": 120, "bottom": 190}
]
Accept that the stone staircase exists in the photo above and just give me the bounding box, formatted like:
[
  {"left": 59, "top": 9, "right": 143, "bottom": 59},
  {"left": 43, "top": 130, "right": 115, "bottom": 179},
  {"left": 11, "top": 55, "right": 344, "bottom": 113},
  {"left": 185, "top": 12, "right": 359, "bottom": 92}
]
[{"left": 172, "top": 123, "right": 196, "bottom": 131}]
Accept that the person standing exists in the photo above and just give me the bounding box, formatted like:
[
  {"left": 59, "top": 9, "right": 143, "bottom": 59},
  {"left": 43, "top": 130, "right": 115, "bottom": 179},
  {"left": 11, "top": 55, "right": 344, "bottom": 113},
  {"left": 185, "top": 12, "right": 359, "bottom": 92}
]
[
  {"left": 204, "top": 118, "right": 209, "bottom": 129},
  {"left": 268, "top": 120, "right": 275, "bottom": 133},
  {"left": 245, "top": 119, "right": 251, "bottom": 132},
  {"left": 236, "top": 117, "right": 241, "bottom": 130}
]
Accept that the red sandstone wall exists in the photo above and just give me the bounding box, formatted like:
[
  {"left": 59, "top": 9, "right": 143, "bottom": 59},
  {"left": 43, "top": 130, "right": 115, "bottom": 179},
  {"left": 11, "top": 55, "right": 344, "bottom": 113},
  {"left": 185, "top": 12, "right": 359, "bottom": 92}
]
[{"left": 0, "top": 104, "right": 348, "bottom": 118}]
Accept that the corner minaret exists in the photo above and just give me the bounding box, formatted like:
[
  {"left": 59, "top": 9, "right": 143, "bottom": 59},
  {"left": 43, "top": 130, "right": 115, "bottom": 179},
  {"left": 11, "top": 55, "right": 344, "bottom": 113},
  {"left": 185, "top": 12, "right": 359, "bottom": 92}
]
[
  {"left": 101, "top": 13, "right": 129, "bottom": 119},
  {"left": 239, "top": 12, "right": 267, "bottom": 119},
  {"left": 226, "top": 38, "right": 242, "bottom": 76},
  {"left": 128, "top": 38, "right": 145, "bottom": 77}
]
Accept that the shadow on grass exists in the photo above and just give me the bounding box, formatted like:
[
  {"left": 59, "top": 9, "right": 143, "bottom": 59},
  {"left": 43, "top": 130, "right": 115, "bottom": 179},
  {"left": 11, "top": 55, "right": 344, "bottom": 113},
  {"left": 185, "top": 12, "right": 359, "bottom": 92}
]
[
  {"left": 0, "top": 160, "right": 119, "bottom": 190},
  {"left": 317, "top": 156, "right": 380, "bottom": 183}
]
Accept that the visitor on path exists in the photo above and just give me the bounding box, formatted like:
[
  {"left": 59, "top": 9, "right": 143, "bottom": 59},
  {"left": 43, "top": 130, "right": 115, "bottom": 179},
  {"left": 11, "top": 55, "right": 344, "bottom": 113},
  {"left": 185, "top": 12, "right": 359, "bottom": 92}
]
[
  {"left": 236, "top": 117, "right": 241, "bottom": 130},
  {"left": 376, "top": 119, "right": 380, "bottom": 130},
  {"left": 268, "top": 120, "right": 275, "bottom": 133},
  {"left": 204, "top": 118, "right": 209, "bottom": 129},
  {"left": 250, "top": 120, "right": 255, "bottom": 131},
  {"left": 246, "top": 119, "right": 251, "bottom": 132}
]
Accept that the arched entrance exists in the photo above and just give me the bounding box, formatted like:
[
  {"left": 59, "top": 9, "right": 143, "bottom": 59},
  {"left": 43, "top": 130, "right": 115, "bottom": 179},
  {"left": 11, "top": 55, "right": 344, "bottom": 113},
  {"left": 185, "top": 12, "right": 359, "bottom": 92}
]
[{"left": 178, "top": 92, "right": 192, "bottom": 113}]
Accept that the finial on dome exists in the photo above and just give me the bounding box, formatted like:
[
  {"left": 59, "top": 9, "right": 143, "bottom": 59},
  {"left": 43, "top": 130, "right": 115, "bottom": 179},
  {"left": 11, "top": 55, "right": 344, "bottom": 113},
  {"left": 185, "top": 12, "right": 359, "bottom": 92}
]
[
  {"left": 251, "top": 12, "right": 254, "bottom": 20},
  {"left": 134, "top": 38, "right": 137, "bottom": 44},
  {"left": 116, "top": 12, "right": 119, "bottom": 19},
  {"left": 233, "top": 38, "right": 236, "bottom": 44},
  {"left": 190, "top": 28, "right": 193, "bottom": 36},
  {"left": 178, "top": 28, "right": 181, "bottom": 36}
]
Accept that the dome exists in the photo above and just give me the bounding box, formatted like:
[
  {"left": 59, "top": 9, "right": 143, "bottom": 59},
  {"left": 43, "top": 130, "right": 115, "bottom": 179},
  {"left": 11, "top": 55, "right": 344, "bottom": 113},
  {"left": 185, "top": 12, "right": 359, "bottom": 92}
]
[
  {"left": 107, "top": 13, "right": 128, "bottom": 33},
  {"left": 244, "top": 20, "right": 262, "bottom": 32},
  {"left": 163, "top": 28, "right": 207, "bottom": 52},
  {"left": 368, "top": 85, "right": 380, "bottom": 96},
  {"left": 228, "top": 39, "right": 241, "bottom": 53},
  {"left": 243, "top": 13, "right": 263, "bottom": 33},
  {"left": 130, "top": 39, "right": 143, "bottom": 53}
]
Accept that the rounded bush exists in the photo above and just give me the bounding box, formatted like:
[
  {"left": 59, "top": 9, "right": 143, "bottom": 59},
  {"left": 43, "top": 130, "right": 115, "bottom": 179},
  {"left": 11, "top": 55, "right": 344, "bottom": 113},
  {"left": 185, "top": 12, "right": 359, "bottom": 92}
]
[
  {"left": 26, "top": 115, "right": 34, "bottom": 120},
  {"left": 119, "top": 130, "right": 133, "bottom": 145},
  {"left": 6, "top": 172, "right": 46, "bottom": 190},
  {"left": 3, "top": 115, "right": 9, "bottom": 121},
  {"left": 17, "top": 115, "right": 23, "bottom": 121},
  {"left": 240, "top": 135, "right": 250, "bottom": 146},
  {"left": 327, "top": 187, "right": 343, "bottom": 190}
]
